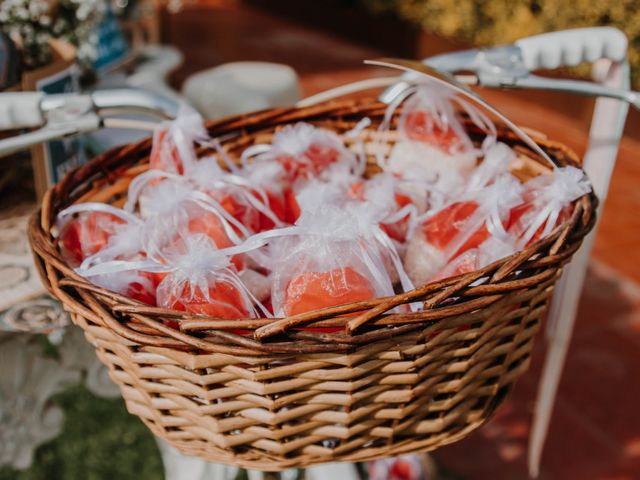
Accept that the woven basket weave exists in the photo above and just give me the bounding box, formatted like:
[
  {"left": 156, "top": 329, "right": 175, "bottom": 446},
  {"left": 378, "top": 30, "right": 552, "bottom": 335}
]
[{"left": 28, "top": 98, "right": 596, "bottom": 470}]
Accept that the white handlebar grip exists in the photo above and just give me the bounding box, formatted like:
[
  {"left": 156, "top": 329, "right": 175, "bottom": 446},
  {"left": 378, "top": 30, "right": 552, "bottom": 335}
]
[
  {"left": 0, "top": 92, "right": 45, "bottom": 131},
  {"left": 515, "top": 27, "right": 628, "bottom": 71}
]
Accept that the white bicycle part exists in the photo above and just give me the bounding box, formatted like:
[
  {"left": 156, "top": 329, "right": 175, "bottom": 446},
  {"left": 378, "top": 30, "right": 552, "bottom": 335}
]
[
  {"left": 0, "top": 88, "right": 179, "bottom": 158},
  {"left": 527, "top": 32, "right": 630, "bottom": 477}
]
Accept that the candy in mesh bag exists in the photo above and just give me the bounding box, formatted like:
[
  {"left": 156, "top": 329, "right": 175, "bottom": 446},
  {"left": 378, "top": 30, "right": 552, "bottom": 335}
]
[
  {"left": 58, "top": 203, "right": 140, "bottom": 266},
  {"left": 238, "top": 160, "right": 300, "bottom": 228},
  {"left": 87, "top": 269, "right": 159, "bottom": 306},
  {"left": 265, "top": 202, "right": 413, "bottom": 318},
  {"left": 154, "top": 234, "right": 269, "bottom": 319},
  {"left": 125, "top": 173, "right": 251, "bottom": 271},
  {"left": 149, "top": 103, "right": 209, "bottom": 174},
  {"left": 131, "top": 151, "right": 284, "bottom": 235},
  {"left": 382, "top": 82, "right": 497, "bottom": 194},
  {"left": 348, "top": 172, "right": 422, "bottom": 244},
  {"left": 241, "top": 122, "right": 359, "bottom": 186},
  {"left": 404, "top": 173, "right": 524, "bottom": 286},
  {"left": 507, "top": 165, "right": 591, "bottom": 248},
  {"left": 187, "top": 155, "right": 286, "bottom": 233}
]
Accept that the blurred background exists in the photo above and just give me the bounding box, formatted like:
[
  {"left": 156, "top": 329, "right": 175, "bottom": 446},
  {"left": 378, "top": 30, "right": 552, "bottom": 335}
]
[{"left": 1, "top": 1, "right": 639, "bottom": 479}]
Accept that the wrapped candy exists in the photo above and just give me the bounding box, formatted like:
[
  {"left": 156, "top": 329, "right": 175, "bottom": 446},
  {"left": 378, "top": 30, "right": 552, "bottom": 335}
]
[
  {"left": 149, "top": 103, "right": 209, "bottom": 174},
  {"left": 431, "top": 235, "right": 517, "bottom": 282},
  {"left": 132, "top": 153, "right": 284, "bottom": 235},
  {"left": 159, "top": 206, "right": 248, "bottom": 272},
  {"left": 58, "top": 203, "right": 139, "bottom": 266},
  {"left": 404, "top": 174, "right": 523, "bottom": 286},
  {"left": 232, "top": 160, "right": 294, "bottom": 230},
  {"left": 348, "top": 173, "right": 421, "bottom": 244},
  {"left": 266, "top": 203, "right": 413, "bottom": 317},
  {"left": 507, "top": 166, "right": 591, "bottom": 248},
  {"left": 154, "top": 234, "right": 268, "bottom": 319},
  {"left": 465, "top": 141, "right": 517, "bottom": 192},
  {"left": 241, "top": 122, "right": 358, "bottom": 186},
  {"left": 125, "top": 174, "right": 251, "bottom": 271},
  {"left": 63, "top": 205, "right": 168, "bottom": 305},
  {"left": 90, "top": 270, "right": 158, "bottom": 306},
  {"left": 383, "top": 82, "right": 495, "bottom": 177}
]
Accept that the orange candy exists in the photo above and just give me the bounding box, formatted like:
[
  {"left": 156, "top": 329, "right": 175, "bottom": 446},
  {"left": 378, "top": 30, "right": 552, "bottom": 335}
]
[
  {"left": 140, "top": 270, "right": 168, "bottom": 289},
  {"left": 431, "top": 250, "right": 479, "bottom": 282},
  {"left": 60, "top": 212, "right": 126, "bottom": 264},
  {"left": 349, "top": 181, "right": 413, "bottom": 243},
  {"left": 165, "top": 281, "right": 249, "bottom": 319},
  {"left": 283, "top": 189, "right": 301, "bottom": 224},
  {"left": 216, "top": 192, "right": 260, "bottom": 233},
  {"left": 507, "top": 202, "right": 572, "bottom": 246},
  {"left": 149, "top": 130, "right": 184, "bottom": 174},
  {"left": 403, "top": 111, "right": 462, "bottom": 152},
  {"left": 252, "top": 188, "right": 300, "bottom": 231},
  {"left": 421, "top": 201, "right": 490, "bottom": 258},
  {"left": 381, "top": 192, "right": 413, "bottom": 243},
  {"left": 277, "top": 144, "right": 341, "bottom": 181},
  {"left": 283, "top": 267, "right": 375, "bottom": 316},
  {"left": 305, "top": 143, "right": 340, "bottom": 172},
  {"left": 186, "top": 212, "right": 245, "bottom": 271},
  {"left": 126, "top": 280, "right": 157, "bottom": 306}
]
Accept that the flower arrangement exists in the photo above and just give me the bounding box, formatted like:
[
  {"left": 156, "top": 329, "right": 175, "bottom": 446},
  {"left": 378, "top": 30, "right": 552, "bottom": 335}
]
[{"left": 0, "top": 0, "right": 105, "bottom": 70}]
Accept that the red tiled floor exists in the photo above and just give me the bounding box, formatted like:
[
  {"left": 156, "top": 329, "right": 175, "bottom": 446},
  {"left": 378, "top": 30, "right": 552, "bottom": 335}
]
[
  {"left": 165, "top": 3, "right": 640, "bottom": 478},
  {"left": 433, "top": 262, "right": 640, "bottom": 480}
]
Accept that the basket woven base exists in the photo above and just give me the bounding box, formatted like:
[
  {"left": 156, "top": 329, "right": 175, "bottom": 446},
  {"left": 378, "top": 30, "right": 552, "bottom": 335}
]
[{"left": 71, "top": 279, "right": 547, "bottom": 470}]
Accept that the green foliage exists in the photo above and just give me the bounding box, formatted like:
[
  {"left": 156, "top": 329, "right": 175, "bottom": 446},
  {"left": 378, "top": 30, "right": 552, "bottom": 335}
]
[
  {"left": 0, "top": 384, "right": 163, "bottom": 480},
  {"left": 0, "top": 0, "right": 104, "bottom": 69},
  {"left": 360, "top": 0, "right": 640, "bottom": 85}
]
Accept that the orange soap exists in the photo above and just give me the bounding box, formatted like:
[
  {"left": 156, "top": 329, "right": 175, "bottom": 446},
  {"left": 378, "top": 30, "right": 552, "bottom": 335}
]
[
  {"left": 403, "top": 111, "right": 462, "bottom": 152},
  {"left": 349, "top": 181, "right": 413, "bottom": 243},
  {"left": 186, "top": 212, "right": 244, "bottom": 270},
  {"left": 304, "top": 143, "right": 340, "bottom": 173},
  {"left": 421, "top": 201, "right": 489, "bottom": 257},
  {"left": 150, "top": 130, "right": 183, "bottom": 174},
  {"left": 216, "top": 192, "right": 260, "bottom": 233},
  {"left": 166, "top": 281, "right": 249, "bottom": 319},
  {"left": 381, "top": 192, "right": 414, "bottom": 243},
  {"left": 277, "top": 144, "right": 340, "bottom": 181},
  {"left": 60, "top": 212, "right": 125, "bottom": 264},
  {"left": 126, "top": 280, "right": 157, "bottom": 306},
  {"left": 283, "top": 267, "right": 375, "bottom": 316},
  {"left": 432, "top": 250, "right": 479, "bottom": 282},
  {"left": 507, "top": 202, "right": 572, "bottom": 246}
]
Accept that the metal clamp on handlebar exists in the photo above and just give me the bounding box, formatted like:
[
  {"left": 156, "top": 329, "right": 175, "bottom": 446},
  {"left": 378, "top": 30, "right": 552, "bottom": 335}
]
[{"left": 0, "top": 88, "right": 179, "bottom": 158}]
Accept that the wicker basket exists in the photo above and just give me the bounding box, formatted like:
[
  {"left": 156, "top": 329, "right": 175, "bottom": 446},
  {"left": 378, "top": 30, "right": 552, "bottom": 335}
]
[{"left": 28, "top": 98, "right": 596, "bottom": 471}]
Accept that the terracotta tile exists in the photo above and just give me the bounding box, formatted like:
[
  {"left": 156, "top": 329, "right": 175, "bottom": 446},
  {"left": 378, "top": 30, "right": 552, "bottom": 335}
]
[{"left": 574, "top": 262, "right": 640, "bottom": 333}]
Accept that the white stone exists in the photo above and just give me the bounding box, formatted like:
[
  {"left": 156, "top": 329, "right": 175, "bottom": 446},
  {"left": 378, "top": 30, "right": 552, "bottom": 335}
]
[{"left": 182, "top": 62, "right": 301, "bottom": 120}]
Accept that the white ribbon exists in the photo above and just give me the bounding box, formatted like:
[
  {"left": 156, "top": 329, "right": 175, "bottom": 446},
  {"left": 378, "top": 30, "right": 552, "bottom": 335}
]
[
  {"left": 214, "top": 174, "right": 285, "bottom": 229},
  {"left": 376, "top": 81, "right": 501, "bottom": 169},
  {"left": 436, "top": 175, "right": 523, "bottom": 262},
  {"left": 517, "top": 166, "right": 592, "bottom": 248},
  {"left": 159, "top": 103, "right": 210, "bottom": 172},
  {"left": 78, "top": 234, "right": 273, "bottom": 318},
  {"left": 124, "top": 169, "right": 183, "bottom": 214},
  {"left": 57, "top": 202, "right": 141, "bottom": 229}
]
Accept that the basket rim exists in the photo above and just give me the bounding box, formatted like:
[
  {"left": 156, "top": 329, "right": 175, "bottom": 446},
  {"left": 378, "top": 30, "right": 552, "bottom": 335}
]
[{"left": 27, "top": 97, "right": 597, "bottom": 354}]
